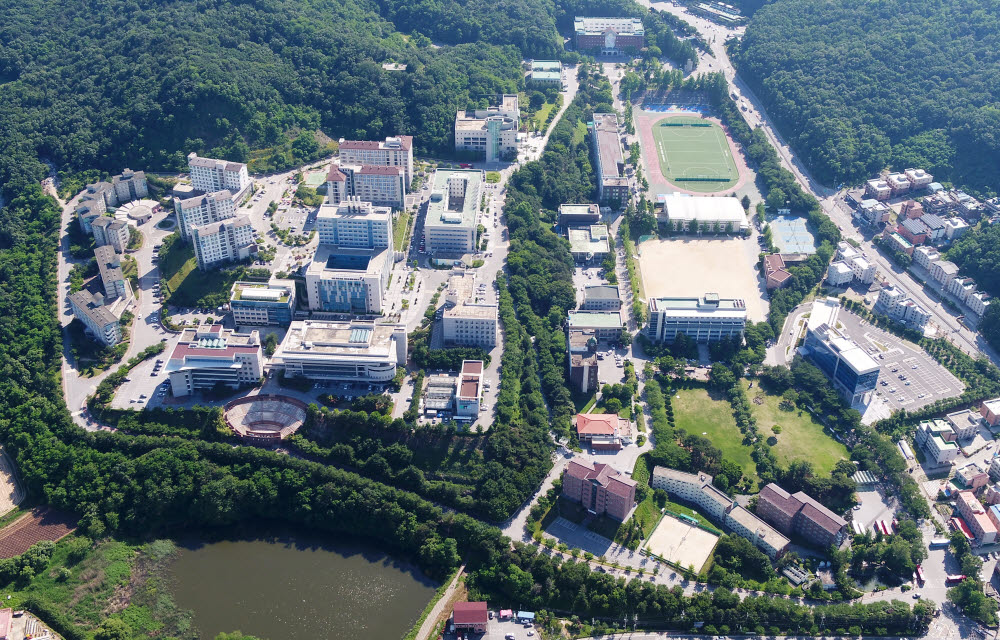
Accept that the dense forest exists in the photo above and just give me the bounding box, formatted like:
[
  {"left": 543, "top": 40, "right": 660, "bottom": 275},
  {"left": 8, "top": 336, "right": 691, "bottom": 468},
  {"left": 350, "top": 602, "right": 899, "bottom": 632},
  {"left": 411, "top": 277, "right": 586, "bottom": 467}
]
[
  {"left": 733, "top": 0, "right": 1000, "bottom": 193},
  {"left": 946, "top": 225, "right": 1000, "bottom": 352}
]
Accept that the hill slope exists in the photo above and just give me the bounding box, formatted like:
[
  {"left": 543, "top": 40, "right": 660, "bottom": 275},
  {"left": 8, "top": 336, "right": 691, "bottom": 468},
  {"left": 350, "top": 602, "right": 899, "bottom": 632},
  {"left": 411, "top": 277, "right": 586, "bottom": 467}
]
[{"left": 733, "top": 0, "right": 1000, "bottom": 193}]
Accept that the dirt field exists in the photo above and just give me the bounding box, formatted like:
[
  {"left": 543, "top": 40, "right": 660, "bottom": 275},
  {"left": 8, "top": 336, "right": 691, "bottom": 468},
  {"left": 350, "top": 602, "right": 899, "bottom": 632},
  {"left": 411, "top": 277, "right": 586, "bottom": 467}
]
[
  {"left": 643, "top": 514, "right": 718, "bottom": 574},
  {"left": 0, "top": 449, "right": 25, "bottom": 516},
  {"left": 0, "top": 508, "right": 77, "bottom": 558},
  {"left": 636, "top": 236, "right": 767, "bottom": 321}
]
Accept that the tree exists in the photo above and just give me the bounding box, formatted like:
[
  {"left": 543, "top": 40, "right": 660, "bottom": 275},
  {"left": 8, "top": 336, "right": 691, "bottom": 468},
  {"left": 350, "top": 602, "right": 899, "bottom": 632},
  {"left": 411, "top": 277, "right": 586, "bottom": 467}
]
[
  {"left": 766, "top": 188, "right": 787, "bottom": 211},
  {"left": 741, "top": 194, "right": 751, "bottom": 210}
]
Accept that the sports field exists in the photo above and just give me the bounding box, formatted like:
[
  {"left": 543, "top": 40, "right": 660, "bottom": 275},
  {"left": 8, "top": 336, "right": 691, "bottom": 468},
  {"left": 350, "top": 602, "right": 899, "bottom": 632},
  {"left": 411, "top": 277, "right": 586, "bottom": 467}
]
[
  {"left": 643, "top": 513, "right": 719, "bottom": 574},
  {"left": 651, "top": 115, "right": 738, "bottom": 193}
]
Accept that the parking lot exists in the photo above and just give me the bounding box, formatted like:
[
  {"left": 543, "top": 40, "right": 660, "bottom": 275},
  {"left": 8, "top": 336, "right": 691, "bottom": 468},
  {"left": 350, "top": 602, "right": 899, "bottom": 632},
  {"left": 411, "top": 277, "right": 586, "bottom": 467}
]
[
  {"left": 442, "top": 616, "right": 539, "bottom": 640},
  {"left": 836, "top": 311, "right": 964, "bottom": 412}
]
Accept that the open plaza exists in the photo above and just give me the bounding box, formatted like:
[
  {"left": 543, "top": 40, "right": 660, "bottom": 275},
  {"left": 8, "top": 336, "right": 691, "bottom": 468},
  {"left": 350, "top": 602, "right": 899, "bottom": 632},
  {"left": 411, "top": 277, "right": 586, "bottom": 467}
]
[
  {"left": 636, "top": 236, "right": 767, "bottom": 322},
  {"left": 642, "top": 513, "right": 719, "bottom": 574}
]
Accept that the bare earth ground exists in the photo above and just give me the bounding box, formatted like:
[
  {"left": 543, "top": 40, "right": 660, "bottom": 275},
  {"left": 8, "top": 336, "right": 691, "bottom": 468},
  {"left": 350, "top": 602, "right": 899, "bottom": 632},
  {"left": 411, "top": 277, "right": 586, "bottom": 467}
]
[
  {"left": 643, "top": 514, "right": 718, "bottom": 574},
  {"left": 637, "top": 237, "right": 768, "bottom": 322},
  {"left": 0, "top": 449, "right": 24, "bottom": 516},
  {"left": 634, "top": 106, "right": 751, "bottom": 197},
  {"left": 0, "top": 508, "right": 77, "bottom": 558}
]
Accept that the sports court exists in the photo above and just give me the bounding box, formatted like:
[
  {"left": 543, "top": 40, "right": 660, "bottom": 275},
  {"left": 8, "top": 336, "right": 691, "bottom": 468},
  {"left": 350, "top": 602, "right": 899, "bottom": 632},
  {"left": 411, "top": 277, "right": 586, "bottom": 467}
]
[
  {"left": 650, "top": 115, "right": 738, "bottom": 193},
  {"left": 643, "top": 513, "right": 719, "bottom": 574},
  {"left": 768, "top": 215, "right": 816, "bottom": 254},
  {"left": 637, "top": 237, "right": 767, "bottom": 322}
]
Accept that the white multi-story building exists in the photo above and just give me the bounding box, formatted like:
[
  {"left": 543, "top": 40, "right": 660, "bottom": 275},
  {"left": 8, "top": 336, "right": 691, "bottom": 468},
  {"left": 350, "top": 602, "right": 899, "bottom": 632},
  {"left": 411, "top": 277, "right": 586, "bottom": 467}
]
[
  {"left": 111, "top": 168, "right": 148, "bottom": 203},
  {"left": 914, "top": 419, "right": 962, "bottom": 465},
  {"left": 591, "top": 113, "right": 629, "bottom": 204},
  {"left": 424, "top": 169, "right": 483, "bottom": 254},
  {"left": 187, "top": 152, "right": 251, "bottom": 197},
  {"left": 316, "top": 198, "right": 392, "bottom": 248},
  {"left": 947, "top": 276, "right": 977, "bottom": 304},
  {"left": 645, "top": 294, "right": 747, "bottom": 343},
  {"left": 898, "top": 299, "right": 932, "bottom": 329},
  {"left": 969, "top": 291, "right": 991, "bottom": 318},
  {"left": 166, "top": 323, "right": 263, "bottom": 397},
  {"left": 849, "top": 255, "right": 876, "bottom": 283},
  {"left": 913, "top": 245, "right": 940, "bottom": 269},
  {"left": 305, "top": 245, "right": 391, "bottom": 314},
  {"left": 803, "top": 298, "right": 880, "bottom": 405},
  {"left": 326, "top": 164, "right": 406, "bottom": 209},
  {"left": 191, "top": 215, "right": 256, "bottom": 270},
  {"left": 454, "top": 95, "right": 520, "bottom": 163},
  {"left": 874, "top": 286, "right": 930, "bottom": 329},
  {"left": 826, "top": 261, "right": 854, "bottom": 286},
  {"left": 272, "top": 320, "right": 407, "bottom": 382},
  {"left": 95, "top": 245, "right": 133, "bottom": 302},
  {"left": 338, "top": 136, "right": 414, "bottom": 185},
  {"left": 69, "top": 290, "right": 122, "bottom": 346},
  {"left": 76, "top": 182, "right": 116, "bottom": 232},
  {"left": 175, "top": 190, "right": 237, "bottom": 238},
  {"left": 904, "top": 168, "right": 933, "bottom": 189},
  {"left": 442, "top": 270, "right": 498, "bottom": 348},
  {"left": 930, "top": 260, "right": 959, "bottom": 285},
  {"left": 944, "top": 217, "right": 970, "bottom": 242},
  {"left": 91, "top": 217, "right": 130, "bottom": 253}
]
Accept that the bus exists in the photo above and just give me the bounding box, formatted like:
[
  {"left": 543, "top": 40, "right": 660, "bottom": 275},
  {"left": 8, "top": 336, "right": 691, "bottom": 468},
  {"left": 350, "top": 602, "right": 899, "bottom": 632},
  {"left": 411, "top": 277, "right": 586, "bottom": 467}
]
[
  {"left": 945, "top": 574, "right": 966, "bottom": 585},
  {"left": 915, "top": 565, "right": 925, "bottom": 584},
  {"left": 929, "top": 538, "right": 951, "bottom": 549}
]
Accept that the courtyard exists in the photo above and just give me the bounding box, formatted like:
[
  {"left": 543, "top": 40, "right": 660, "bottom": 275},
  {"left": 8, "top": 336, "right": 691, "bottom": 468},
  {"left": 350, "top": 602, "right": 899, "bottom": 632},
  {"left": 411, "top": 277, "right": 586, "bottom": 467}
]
[{"left": 642, "top": 513, "right": 719, "bottom": 574}]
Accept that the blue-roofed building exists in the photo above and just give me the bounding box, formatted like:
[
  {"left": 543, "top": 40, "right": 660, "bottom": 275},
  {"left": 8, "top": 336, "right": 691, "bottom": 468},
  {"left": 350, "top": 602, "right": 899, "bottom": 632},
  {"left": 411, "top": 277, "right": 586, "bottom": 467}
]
[{"left": 516, "top": 611, "right": 535, "bottom": 624}]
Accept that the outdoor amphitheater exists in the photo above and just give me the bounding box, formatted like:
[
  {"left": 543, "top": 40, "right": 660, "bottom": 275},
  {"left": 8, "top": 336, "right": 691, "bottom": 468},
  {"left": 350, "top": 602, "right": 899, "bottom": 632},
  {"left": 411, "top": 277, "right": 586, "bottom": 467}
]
[{"left": 224, "top": 395, "right": 308, "bottom": 443}]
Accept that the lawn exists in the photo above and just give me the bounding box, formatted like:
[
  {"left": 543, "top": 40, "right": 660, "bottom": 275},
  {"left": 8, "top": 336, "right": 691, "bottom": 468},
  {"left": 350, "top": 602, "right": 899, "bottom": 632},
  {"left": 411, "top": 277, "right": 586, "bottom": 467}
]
[
  {"left": 159, "top": 233, "right": 245, "bottom": 307},
  {"left": 661, "top": 497, "right": 722, "bottom": 534},
  {"left": 742, "top": 380, "right": 848, "bottom": 475},
  {"left": 572, "top": 120, "right": 588, "bottom": 146},
  {"left": 394, "top": 211, "right": 411, "bottom": 251},
  {"left": 651, "top": 115, "right": 738, "bottom": 193},
  {"left": 533, "top": 101, "right": 556, "bottom": 130},
  {"left": 672, "top": 386, "right": 759, "bottom": 488}
]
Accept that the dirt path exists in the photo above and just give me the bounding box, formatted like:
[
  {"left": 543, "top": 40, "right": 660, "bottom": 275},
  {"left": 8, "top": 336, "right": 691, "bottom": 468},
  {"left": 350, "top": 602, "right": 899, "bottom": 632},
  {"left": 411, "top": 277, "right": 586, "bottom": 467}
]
[{"left": 415, "top": 563, "right": 466, "bottom": 640}]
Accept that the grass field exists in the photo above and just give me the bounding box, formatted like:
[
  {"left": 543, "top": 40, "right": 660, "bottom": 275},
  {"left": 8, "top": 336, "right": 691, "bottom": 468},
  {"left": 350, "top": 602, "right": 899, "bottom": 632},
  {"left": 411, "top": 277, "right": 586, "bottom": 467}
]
[
  {"left": 394, "top": 211, "right": 411, "bottom": 251},
  {"left": 672, "top": 386, "right": 758, "bottom": 488},
  {"left": 742, "top": 381, "right": 848, "bottom": 475},
  {"left": 651, "top": 115, "right": 738, "bottom": 193},
  {"left": 533, "top": 102, "right": 556, "bottom": 130}
]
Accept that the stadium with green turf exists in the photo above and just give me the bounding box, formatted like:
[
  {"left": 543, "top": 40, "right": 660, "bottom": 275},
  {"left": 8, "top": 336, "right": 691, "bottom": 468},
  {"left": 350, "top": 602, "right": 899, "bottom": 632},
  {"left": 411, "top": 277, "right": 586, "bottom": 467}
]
[{"left": 651, "top": 115, "right": 739, "bottom": 193}]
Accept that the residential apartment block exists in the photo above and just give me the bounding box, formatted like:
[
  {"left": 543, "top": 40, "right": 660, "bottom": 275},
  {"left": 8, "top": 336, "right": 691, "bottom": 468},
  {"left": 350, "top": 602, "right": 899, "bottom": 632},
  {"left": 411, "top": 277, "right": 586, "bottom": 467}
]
[
  {"left": 454, "top": 95, "right": 519, "bottom": 163},
  {"left": 802, "top": 298, "right": 879, "bottom": 405},
  {"left": 873, "top": 285, "right": 931, "bottom": 330},
  {"left": 946, "top": 408, "right": 984, "bottom": 441},
  {"left": 338, "top": 136, "right": 414, "bottom": 184},
  {"left": 983, "top": 398, "right": 1000, "bottom": 427},
  {"left": 913, "top": 245, "right": 940, "bottom": 269},
  {"left": 574, "top": 17, "right": 645, "bottom": 53},
  {"left": 956, "top": 490, "right": 997, "bottom": 545},
  {"left": 95, "top": 245, "right": 132, "bottom": 302},
  {"left": 166, "top": 324, "right": 263, "bottom": 397},
  {"left": 326, "top": 164, "right": 406, "bottom": 209},
  {"left": 581, "top": 285, "right": 622, "bottom": 311},
  {"left": 91, "top": 217, "right": 130, "bottom": 254},
  {"left": 191, "top": 215, "right": 256, "bottom": 270},
  {"left": 442, "top": 270, "right": 498, "bottom": 349},
  {"left": 424, "top": 169, "right": 482, "bottom": 254},
  {"left": 957, "top": 461, "right": 989, "bottom": 491},
  {"left": 229, "top": 280, "right": 296, "bottom": 327},
  {"left": 316, "top": 198, "right": 392, "bottom": 249},
  {"left": 756, "top": 483, "right": 847, "bottom": 548},
  {"left": 645, "top": 294, "right": 747, "bottom": 344},
  {"left": 562, "top": 459, "right": 636, "bottom": 522},
  {"left": 930, "top": 260, "right": 959, "bottom": 285},
  {"left": 75, "top": 170, "right": 148, "bottom": 232},
  {"left": 305, "top": 245, "right": 392, "bottom": 314},
  {"left": 111, "top": 168, "right": 148, "bottom": 202},
  {"left": 271, "top": 320, "right": 407, "bottom": 382},
  {"left": 914, "top": 419, "right": 962, "bottom": 464},
  {"left": 590, "top": 113, "right": 628, "bottom": 203},
  {"left": 69, "top": 290, "right": 122, "bottom": 346},
  {"left": 175, "top": 190, "right": 237, "bottom": 238},
  {"left": 650, "top": 466, "right": 790, "bottom": 559},
  {"left": 187, "top": 152, "right": 251, "bottom": 197}
]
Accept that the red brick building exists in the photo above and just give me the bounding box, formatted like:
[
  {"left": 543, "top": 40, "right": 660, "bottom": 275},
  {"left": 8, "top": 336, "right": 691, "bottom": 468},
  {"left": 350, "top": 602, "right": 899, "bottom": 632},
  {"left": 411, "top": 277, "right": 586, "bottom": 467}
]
[
  {"left": 453, "top": 601, "right": 488, "bottom": 634},
  {"left": 562, "top": 459, "right": 636, "bottom": 521},
  {"left": 756, "top": 483, "right": 847, "bottom": 548}
]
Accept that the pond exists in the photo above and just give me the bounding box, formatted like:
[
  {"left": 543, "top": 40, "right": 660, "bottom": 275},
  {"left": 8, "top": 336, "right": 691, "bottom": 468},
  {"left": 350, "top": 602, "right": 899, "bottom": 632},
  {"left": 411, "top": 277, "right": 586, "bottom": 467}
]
[{"left": 170, "top": 532, "right": 438, "bottom": 640}]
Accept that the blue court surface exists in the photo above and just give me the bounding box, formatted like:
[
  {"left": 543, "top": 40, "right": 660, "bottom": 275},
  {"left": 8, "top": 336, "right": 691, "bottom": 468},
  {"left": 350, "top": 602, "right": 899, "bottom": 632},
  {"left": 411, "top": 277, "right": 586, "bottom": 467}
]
[{"left": 769, "top": 215, "right": 816, "bottom": 254}]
